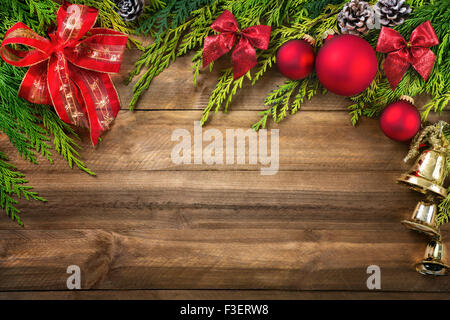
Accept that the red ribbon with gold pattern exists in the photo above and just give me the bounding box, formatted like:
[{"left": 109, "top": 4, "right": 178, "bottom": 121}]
[
  {"left": 376, "top": 20, "right": 439, "bottom": 90},
  {"left": 202, "top": 10, "right": 271, "bottom": 79},
  {"left": 0, "top": 3, "right": 128, "bottom": 145}
]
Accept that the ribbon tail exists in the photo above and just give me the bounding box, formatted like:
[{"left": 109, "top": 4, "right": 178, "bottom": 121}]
[
  {"left": 47, "top": 53, "right": 89, "bottom": 127},
  {"left": 18, "top": 61, "right": 52, "bottom": 105},
  {"left": 232, "top": 37, "right": 256, "bottom": 79},
  {"left": 383, "top": 53, "right": 410, "bottom": 89},
  {"left": 69, "top": 65, "right": 121, "bottom": 146},
  {"left": 412, "top": 49, "right": 436, "bottom": 82}
]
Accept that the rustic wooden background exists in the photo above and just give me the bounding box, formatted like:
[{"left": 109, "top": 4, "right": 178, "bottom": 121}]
[{"left": 0, "top": 48, "right": 449, "bottom": 300}]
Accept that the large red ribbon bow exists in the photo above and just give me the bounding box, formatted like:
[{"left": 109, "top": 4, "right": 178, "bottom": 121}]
[
  {"left": 376, "top": 20, "right": 439, "bottom": 89},
  {"left": 0, "top": 3, "right": 127, "bottom": 145},
  {"left": 202, "top": 10, "right": 271, "bottom": 79}
]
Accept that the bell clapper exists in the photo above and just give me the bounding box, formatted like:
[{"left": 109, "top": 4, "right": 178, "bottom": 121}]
[{"left": 415, "top": 238, "right": 449, "bottom": 276}]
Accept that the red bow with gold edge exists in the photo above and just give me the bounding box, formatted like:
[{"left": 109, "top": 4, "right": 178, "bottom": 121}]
[
  {"left": 376, "top": 20, "right": 439, "bottom": 90},
  {"left": 0, "top": 3, "right": 128, "bottom": 145},
  {"left": 202, "top": 10, "right": 271, "bottom": 79}
]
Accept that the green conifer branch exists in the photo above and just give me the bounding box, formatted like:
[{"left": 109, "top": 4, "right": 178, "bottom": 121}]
[
  {"left": 0, "top": 151, "right": 46, "bottom": 226},
  {"left": 437, "top": 128, "right": 450, "bottom": 226},
  {"left": 438, "top": 188, "right": 450, "bottom": 226},
  {"left": 137, "top": 0, "right": 213, "bottom": 38},
  {"left": 253, "top": 76, "right": 320, "bottom": 130},
  {"left": 0, "top": 63, "right": 53, "bottom": 163},
  {"left": 128, "top": 1, "right": 222, "bottom": 109},
  {"left": 37, "top": 105, "right": 95, "bottom": 176}
]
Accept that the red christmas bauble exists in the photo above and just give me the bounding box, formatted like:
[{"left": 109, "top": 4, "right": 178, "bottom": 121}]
[
  {"left": 315, "top": 34, "right": 377, "bottom": 96},
  {"left": 277, "top": 40, "right": 315, "bottom": 80},
  {"left": 380, "top": 100, "right": 421, "bottom": 142}
]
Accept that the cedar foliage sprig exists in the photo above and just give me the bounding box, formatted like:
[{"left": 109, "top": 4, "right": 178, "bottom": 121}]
[
  {"left": 128, "top": 1, "right": 222, "bottom": 109},
  {"left": 0, "top": 62, "right": 94, "bottom": 176},
  {"left": 0, "top": 63, "right": 52, "bottom": 164},
  {"left": 436, "top": 127, "right": 450, "bottom": 226},
  {"left": 306, "top": 0, "right": 345, "bottom": 18},
  {"left": 200, "top": 0, "right": 333, "bottom": 126},
  {"left": 438, "top": 189, "right": 450, "bottom": 226},
  {"left": 137, "top": 0, "right": 213, "bottom": 39},
  {"left": 253, "top": 76, "right": 321, "bottom": 130},
  {"left": 0, "top": 151, "right": 46, "bottom": 226},
  {"left": 128, "top": 0, "right": 350, "bottom": 123},
  {"left": 252, "top": 3, "right": 344, "bottom": 129},
  {"left": 37, "top": 105, "right": 95, "bottom": 176},
  {"left": 0, "top": 0, "right": 59, "bottom": 36},
  {"left": 127, "top": 0, "right": 447, "bottom": 127}
]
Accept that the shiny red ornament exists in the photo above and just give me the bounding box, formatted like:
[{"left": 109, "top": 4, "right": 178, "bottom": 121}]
[
  {"left": 380, "top": 100, "right": 421, "bottom": 142},
  {"left": 276, "top": 39, "right": 314, "bottom": 80},
  {"left": 315, "top": 34, "right": 377, "bottom": 96}
]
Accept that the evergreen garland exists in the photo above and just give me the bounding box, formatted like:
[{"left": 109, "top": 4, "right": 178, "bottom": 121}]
[
  {"left": 0, "top": 63, "right": 52, "bottom": 164},
  {"left": 1, "top": 0, "right": 449, "bottom": 227},
  {"left": 251, "top": 4, "right": 343, "bottom": 129},
  {"left": 348, "top": 0, "right": 450, "bottom": 124},
  {"left": 128, "top": 0, "right": 448, "bottom": 129},
  {"left": 128, "top": 1, "right": 222, "bottom": 109}
]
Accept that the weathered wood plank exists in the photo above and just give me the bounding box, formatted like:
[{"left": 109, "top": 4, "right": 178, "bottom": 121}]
[
  {"left": 1, "top": 289, "right": 449, "bottom": 300},
  {"left": 0, "top": 170, "right": 426, "bottom": 231},
  {"left": 0, "top": 44, "right": 448, "bottom": 298},
  {"left": 0, "top": 229, "right": 449, "bottom": 291},
  {"left": 2, "top": 110, "right": 448, "bottom": 174}
]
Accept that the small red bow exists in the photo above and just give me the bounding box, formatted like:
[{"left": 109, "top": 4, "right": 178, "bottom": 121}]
[
  {"left": 202, "top": 10, "right": 271, "bottom": 79},
  {"left": 0, "top": 3, "right": 128, "bottom": 145},
  {"left": 376, "top": 20, "right": 439, "bottom": 89}
]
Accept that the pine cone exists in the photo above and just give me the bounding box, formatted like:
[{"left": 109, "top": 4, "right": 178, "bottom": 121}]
[
  {"left": 338, "top": 0, "right": 375, "bottom": 36},
  {"left": 113, "top": 0, "right": 144, "bottom": 22},
  {"left": 376, "top": 0, "right": 412, "bottom": 27}
]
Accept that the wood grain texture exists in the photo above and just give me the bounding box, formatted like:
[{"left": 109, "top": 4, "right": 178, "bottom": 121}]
[
  {"left": 1, "top": 228, "right": 450, "bottom": 292},
  {"left": 0, "top": 46, "right": 450, "bottom": 299},
  {"left": 1, "top": 110, "right": 445, "bottom": 173},
  {"left": 2, "top": 290, "right": 450, "bottom": 300}
]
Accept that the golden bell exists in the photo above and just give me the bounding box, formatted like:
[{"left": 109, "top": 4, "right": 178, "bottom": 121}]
[
  {"left": 397, "top": 149, "right": 447, "bottom": 198},
  {"left": 401, "top": 200, "right": 440, "bottom": 237},
  {"left": 415, "top": 239, "right": 449, "bottom": 276}
]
